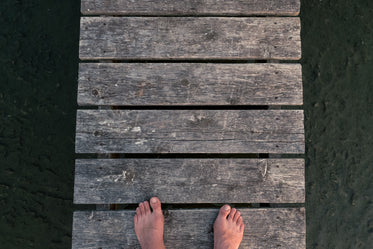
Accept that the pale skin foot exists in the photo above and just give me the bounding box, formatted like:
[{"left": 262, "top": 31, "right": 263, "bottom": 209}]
[
  {"left": 134, "top": 197, "right": 166, "bottom": 249},
  {"left": 134, "top": 198, "right": 244, "bottom": 249},
  {"left": 213, "top": 205, "right": 244, "bottom": 249}
]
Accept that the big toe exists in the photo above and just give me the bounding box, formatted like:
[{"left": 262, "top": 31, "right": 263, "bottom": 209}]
[
  {"left": 150, "top": 197, "right": 162, "bottom": 214},
  {"left": 218, "top": 204, "right": 231, "bottom": 219}
]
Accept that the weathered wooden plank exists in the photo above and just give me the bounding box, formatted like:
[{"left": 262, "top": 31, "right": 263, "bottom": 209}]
[
  {"left": 78, "top": 63, "right": 303, "bottom": 106},
  {"left": 75, "top": 110, "right": 304, "bottom": 154},
  {"left": 79, "top": 17, "right": 301, "bottom": 60},
  {"left": 74, "top": 159, "right": 305, "bottom": 204},
  {"left": 81, "top": 0, "right": 301, "bottom": 16},
  {"left": 72, "top": 208, "right": 306, "bottom": 249}
]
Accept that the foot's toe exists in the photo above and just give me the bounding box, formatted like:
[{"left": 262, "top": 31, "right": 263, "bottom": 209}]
[
  {"left": 143, "top": 201, "right": 151, "bottom": 214},
  {"left": 136, "top": 207, "right": 142, "bottom": 217},
  {"left": 218, "top": 204, "right": 231, "bottom": 219},
  {"left": 139, "top": 202, "right": 145, "bottom": 215},
  {"left": 228, "top": 208, "right": 237, "bottom": 221},
  {"left": 134, "top": 214, "right": 138, "bottom": 224},
  {"left": 150, "top": 197, "right": 162, "bottom": 214},
  {"left": 240, "top": 223, "right": 245, "bottom": 232},
  {"left": 233, "top": 211, "right": 241, "bottom": 222},
  {"left": 238, "top": 216, "right": 243, "bottom": 225}
]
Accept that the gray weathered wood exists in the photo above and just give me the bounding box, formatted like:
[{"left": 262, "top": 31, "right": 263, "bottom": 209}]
[
  {"left": 72, "top": 208, "right": 305, "bottom": 249},
  {"left": 78, "top": 63, "right": 303, "bottom": 106},
  {"left": 81, "top": 0, "right": 301, "bottom": 16},
  {"left": 80, "top": 17, "right": 301, "bottom": 60},
  {"left": 74, "top": 159, "right": 305, "bottom": 204},
  {"left": 75, "top": 110, "right": 304, "bottom": 154}
]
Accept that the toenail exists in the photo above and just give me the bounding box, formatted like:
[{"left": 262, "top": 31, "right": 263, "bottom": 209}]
[
  {"left": 224, "top": 205, "right": 230, "bottom": 211},
  {"left": 151, "top": 198, "right": 157, "bottom": 204}
]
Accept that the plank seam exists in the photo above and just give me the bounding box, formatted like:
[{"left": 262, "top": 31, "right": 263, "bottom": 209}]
[
  {"left": 78, "top": 60, "right": 301, "bottom": 63},
  {"left": 81, "top": 14, "right": 299, "bottom": 17},
  {"left": 75, "top": 153, "right": 304, "bottom": 158},
  {"left": 75, "top": 204, "right": 305, "bottom": 210},
  {"left": 75, "top": 106, "right": 303, "bottom": 110}
]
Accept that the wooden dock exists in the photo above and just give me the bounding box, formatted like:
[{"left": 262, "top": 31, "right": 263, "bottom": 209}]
[{"left": 73, "top": 0, "right": 305, "bottom": 248}]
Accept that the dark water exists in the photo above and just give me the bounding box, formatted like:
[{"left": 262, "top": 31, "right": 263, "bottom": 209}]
[
  {"left": 0, "top": 0, "right": 372, "bottom": 248},
  {"left": 0, "top": 1, "right": 79, "bottom": 248},
  {"left": 302, "top": 0, "right": 373, "bottom": 248}
]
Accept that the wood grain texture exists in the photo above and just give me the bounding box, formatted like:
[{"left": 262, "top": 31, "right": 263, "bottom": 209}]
[
  {"left": 74, "top": 159, "right": 305, "bottom": 204},
  {"left": 72, "top": 208, "right": 305, "bottom": 249},
  {"left": 81, "top": 0, "right": 301, "bottom": 16},
  {"left": 78, "top": 63, "right": 303, "bottom": 106},
  {"left": 75, "top": 110, "right": 304, "bottom": 154},
  {"left": 79, "top": 17, "right": 301, "bottom": 60}
]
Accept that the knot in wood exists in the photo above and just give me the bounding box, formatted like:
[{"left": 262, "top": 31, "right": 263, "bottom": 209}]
[{"left": 92, "top": 89, "right": 99, "bottom": 96}]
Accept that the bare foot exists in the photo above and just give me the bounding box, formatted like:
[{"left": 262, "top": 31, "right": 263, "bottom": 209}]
[
  {"left": 213, "top": 205, "right": 244, "bottom": 249},
  {"left": 134, "top": 197, "right": 166, "bottom": 249}
]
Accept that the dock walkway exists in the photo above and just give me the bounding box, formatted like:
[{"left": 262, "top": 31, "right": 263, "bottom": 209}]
[{"left": 73, "top": 1, "right": 305, "bottom": 248}]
